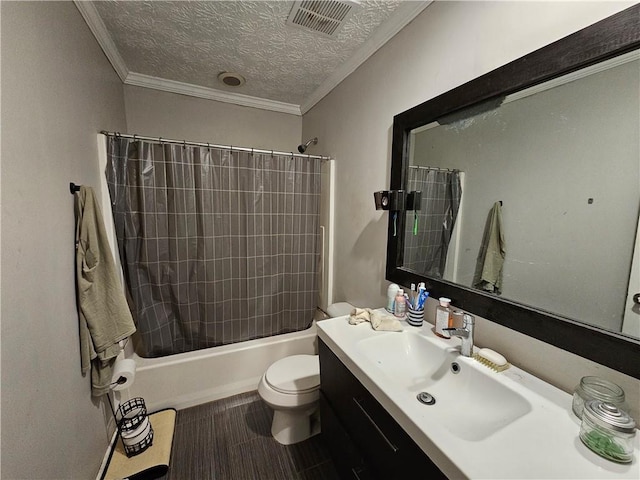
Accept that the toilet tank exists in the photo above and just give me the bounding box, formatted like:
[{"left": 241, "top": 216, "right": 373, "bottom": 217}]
[{"left": 326, "top": 302, "right": 355, "bottom": 318}]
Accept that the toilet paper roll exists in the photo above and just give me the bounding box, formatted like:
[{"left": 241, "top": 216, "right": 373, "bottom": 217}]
[{"left": 110, "top": 358, "right": 136, "bottom": 391}]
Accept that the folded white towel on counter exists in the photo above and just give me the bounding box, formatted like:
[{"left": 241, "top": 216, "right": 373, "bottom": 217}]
[{"left": 349, "top": 308, "right": 403, "bottom": 332}]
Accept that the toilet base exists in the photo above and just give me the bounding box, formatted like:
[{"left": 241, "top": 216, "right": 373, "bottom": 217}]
[{"left": 271, "top": 406, "right": 320, "bottom": 445}]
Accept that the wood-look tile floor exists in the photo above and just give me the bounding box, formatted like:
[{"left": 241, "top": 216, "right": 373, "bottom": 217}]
[{"left": 162, "top": 391, "right": 340, "bottom": 480}]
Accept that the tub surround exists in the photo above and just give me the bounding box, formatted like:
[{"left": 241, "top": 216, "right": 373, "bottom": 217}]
[{"left": 318, "top": 314, "right": 640, "bottom": 479}]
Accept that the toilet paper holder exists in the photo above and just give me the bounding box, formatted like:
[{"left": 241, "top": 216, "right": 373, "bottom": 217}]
[{"left": 110, "top": 376, "right": 128, "bottom": 387}]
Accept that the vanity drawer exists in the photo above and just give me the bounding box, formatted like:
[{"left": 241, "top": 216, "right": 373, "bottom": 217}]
[
  {"left": 319, "top": 339, "right": 445, "bottom": 480},
  {"left": 320, "top": 392, "right": 373, "bottom": 480}
]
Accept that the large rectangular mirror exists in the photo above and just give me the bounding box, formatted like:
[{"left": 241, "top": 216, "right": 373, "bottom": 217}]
[{"left": 388, "top": 5, "right": 640, "bottom": 379}]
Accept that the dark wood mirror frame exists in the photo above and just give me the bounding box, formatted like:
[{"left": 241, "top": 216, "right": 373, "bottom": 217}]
[{"left": 387, "top": 5, "right": 640, "bottom": 379}]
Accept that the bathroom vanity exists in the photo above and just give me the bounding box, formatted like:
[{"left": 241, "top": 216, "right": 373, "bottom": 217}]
[
  {"left": 317, "top": 315, "right": 640, "bottom": 479},
  {"left": 319, "top": 339, "right": 444, "bottom": 479}
]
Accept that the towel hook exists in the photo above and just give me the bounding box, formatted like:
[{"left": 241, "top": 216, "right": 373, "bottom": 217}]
[{"left": 69, "top": 182, "right": 81, "bottom": 194}]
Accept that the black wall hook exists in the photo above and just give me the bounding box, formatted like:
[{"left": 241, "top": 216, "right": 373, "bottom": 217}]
[{"left": 69, "top": 182, "right": 81, "bottom": 194}]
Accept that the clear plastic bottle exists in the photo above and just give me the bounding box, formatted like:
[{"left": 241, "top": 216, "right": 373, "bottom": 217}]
[
  {"left": 394, "top": 289, "right": 406, "bottom": 318},
  {"left": 435, "top": 297, "right": 452, "bottom": 338}
]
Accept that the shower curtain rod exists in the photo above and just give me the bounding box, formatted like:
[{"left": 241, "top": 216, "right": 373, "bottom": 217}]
[
  {"left": 409, "top": 165, "right": 459, "bottom": 172},
  {"left": 100, "top": 131, "right": 331, "bottom": 161}
]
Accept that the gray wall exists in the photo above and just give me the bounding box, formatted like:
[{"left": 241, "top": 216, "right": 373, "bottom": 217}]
[
  {"left": 412, "top": 59, "right": 640, "bottom": 331},
  {"left": 302, "top": 0, "right": 639, "bottom": 421},
  {"left": 1, "top": 2, "right": 127, "bottom": 478},
  {"left": 123, "top": 85, "right": 302, "bottom": 152}
]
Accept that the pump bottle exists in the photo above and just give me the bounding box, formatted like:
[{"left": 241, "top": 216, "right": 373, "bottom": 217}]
[{"left": 435, "top": 297, "right": 452, "bottom": 338}]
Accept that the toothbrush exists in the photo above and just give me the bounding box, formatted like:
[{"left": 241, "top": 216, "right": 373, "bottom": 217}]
[
  {"left": 412, "top": 284, "right": 418, "bottom": 309},
  {"left": 417, "top": 289, "right": 429, "bottom": 310},
  {"left": 404, "top": 292, "right": 413, "bottom": 309}
]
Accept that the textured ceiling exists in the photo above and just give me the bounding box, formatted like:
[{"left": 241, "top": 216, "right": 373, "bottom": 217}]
[{"left": 91, "top": 0, "right": 406, "bottom": 106}]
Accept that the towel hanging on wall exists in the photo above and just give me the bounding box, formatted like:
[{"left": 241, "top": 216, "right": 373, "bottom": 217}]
[{"left": 74, "top": 185, "right": 136, "bottom": 396}]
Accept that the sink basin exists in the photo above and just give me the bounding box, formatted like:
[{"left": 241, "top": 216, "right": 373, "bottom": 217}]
[{"left": 357, "top": 331, "right": 532, "bottom": 441}]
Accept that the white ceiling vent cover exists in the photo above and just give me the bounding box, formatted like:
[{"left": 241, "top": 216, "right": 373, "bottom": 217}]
[{"left": 287, "top": 0, "right": 361, "bottom": 38}]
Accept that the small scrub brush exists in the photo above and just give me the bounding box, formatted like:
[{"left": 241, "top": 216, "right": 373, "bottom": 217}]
[{"left": 473, "top": 348, "right": 510, "bottom": 372}]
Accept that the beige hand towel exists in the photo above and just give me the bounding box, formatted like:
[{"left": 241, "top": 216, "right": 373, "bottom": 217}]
[
  {"left": 349, "top": 308, "right": 403, "bottom": 332},
  {"left": 349, "top": 308, "right": 371, "bottom": 324},
  {"left": 75, "top": 186, "right": 136, "bottom": 396},
  {"left": 369, "top": 310, "right": 403, "bottom": 332}
]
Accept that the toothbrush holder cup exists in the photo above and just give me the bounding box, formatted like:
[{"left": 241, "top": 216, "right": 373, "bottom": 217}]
[{"left": 407, "top": 305, "right": 424, "bottom": 327}]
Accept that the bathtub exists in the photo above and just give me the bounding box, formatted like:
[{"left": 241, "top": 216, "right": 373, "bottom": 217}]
[{"left": 123, "top": 322, "right": 319, "bottom": 412}]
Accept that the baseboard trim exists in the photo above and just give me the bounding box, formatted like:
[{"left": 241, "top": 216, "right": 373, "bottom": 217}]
[{"left": 95, "top": 430, "right": 119, "bottom": 480}]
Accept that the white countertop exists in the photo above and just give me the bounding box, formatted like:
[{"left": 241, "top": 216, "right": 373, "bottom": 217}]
[{"left": 317, "top": 314, "right": 640, "bottom": 479}]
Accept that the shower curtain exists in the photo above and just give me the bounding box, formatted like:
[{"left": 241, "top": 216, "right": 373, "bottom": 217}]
[
  {"left": 105, "top": 136, "right": 321, "bottom": 357},
  {"left": 403, "top": 168, "right": 462, "bottom": 277}
]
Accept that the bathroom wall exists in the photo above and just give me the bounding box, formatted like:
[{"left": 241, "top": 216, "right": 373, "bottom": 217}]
[
  {"left": 302, "top": 0, "right": 639, "bottom": 419},
  {"left": 123, "top": 85, "right": 302, "bottom": 152},
  {"left": 1, "top": 2, "right": 127, "bottom": 479}
]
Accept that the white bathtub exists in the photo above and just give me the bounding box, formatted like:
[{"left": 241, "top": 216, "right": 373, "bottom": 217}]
[{"left": 123, "top": 323, "right": 319, "bottom": 412}]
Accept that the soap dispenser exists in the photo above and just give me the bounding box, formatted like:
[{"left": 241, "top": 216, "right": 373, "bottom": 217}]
[{"left": 435, "top": 297, "right": 452, "bottom": 338}]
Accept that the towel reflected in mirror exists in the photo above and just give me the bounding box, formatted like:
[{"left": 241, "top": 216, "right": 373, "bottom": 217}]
[{"left": 473, "top": 201, "right": 506, "bottom": 295}]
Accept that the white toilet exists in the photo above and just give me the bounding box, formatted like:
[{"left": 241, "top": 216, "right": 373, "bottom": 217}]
[{"left": 258, "top": 302, "right": 354, "bottom": 445}]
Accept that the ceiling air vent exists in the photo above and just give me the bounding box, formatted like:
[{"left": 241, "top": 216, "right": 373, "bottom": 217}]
[{"left": 287, "top": 0, "right": 361, "bottom": 38}]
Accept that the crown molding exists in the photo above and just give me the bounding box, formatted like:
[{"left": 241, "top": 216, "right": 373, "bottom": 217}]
[
  {"left": 300, "top": 0, "right": 433, "bottom": 114},
  {"left": 74, "top": 0, "right": 128, "bottom": 81},
  {"left": 124, "top": 73, "right": 302, "bottom": 116}
]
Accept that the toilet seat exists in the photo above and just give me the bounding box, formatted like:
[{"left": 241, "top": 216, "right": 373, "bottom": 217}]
[{"left": 264, "top": 354, "right": 319, "bottom": 395}]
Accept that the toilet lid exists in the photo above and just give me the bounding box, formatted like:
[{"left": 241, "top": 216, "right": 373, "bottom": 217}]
[{"left": 265, "top": 355, "right": 320, "bottom": 394}]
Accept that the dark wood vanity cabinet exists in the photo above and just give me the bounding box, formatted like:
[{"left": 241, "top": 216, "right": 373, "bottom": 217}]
[{"left": 319, "top": 339, "right": 446, "bottom": 480}]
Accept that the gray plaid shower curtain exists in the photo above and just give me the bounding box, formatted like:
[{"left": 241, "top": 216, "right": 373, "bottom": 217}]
[
  {"left": 105, "top": 136, "right": 321, "bottom": 357},
  {"left": 403, "top": 168, "right": 461, "bottom": 278}
]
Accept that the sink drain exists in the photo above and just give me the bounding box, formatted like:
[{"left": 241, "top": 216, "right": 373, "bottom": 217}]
[
  {"left": 417, "top": 392, "right": 436, "bottom": 405},
  {"left": 451, "top": 362, "right": 461, "bottom": 374}
]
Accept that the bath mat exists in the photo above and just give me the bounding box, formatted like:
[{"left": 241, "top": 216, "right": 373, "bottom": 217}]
[{"left": 102, "top": 408, "right": 176, "bottom": 480}]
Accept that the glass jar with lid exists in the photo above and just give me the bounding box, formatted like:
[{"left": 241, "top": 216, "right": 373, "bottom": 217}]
[
  {"left": 579, "top": 400, "right": 636, "bottom": 463},
  {"left": 572, "top": 376, "right": 625, "bottom": 419}
]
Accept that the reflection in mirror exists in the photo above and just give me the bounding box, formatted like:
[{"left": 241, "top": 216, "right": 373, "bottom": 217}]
[{"left": 405, "top": 52, "right": 639, "bottom": 338}]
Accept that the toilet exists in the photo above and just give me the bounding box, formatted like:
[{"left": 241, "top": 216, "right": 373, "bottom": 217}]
[{"left": 258, "top": 302, "right": 354, "bottom": 445}]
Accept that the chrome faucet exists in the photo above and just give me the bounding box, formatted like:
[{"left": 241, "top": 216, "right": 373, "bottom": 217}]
[{"left": 444, "top": 314, "right": 475, "bottom": 357}]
